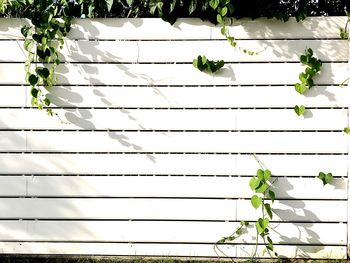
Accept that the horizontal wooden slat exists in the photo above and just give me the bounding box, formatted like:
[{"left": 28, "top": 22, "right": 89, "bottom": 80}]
[
  {"left": 0, "top": 198, "right": 344, "bottom": 222},
  {"left": 26, "top": 176, "right": 347, "bottom": 199},
  {"left": 3, "top": 40, "right": 347, "bottom": 63},
  {"left": 0, "top": 221, "right": 344, "bottom": 244},
  {"left": 0, "top": 108, "right": 346, "bottom": 131},
  {"left": 0, "top": 63, "right": 346, "bottom": 85},
  {"left": 22, "top": 131, "right": 347, "bottom": 153},
  {"left": 0, "top": 242, "right": 345, "bottom": 259},
  {"left": 237, "top": 200, "right": 347, "bottom": 222},
  {"left": 0, "top": 87, "right": 334, "bottom": 109},
  {"left": 0, "top": 86, "right": 26, "bottom": 107},
  {"left": 42, "top": 85, "right": 350, "bottom": 108},
  {"left": 0, "top": 154, "right": 346, "bottom": 176},
  {"left": 1, "top": 18, "right": 346, "bottom": 40},
  {"left": 138, "top": 40, "right": 348, "bottom": 63}
]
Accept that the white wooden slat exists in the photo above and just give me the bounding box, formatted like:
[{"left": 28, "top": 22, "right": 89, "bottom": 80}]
[
  {"left": 1, "top": 40, "right": 139, "bottom": 63},
  {"left": 237, "top": 200, "right": 347, "bottom": 222},
  {"left": 0, "top": 86, "right": 25, "bottom": 107},
  {"left": 0, "top": 18, "right": 346, "bottom": 40},
  {"left": 0, "top": 63, "right": 346, "bottom": 85},
  {"left": 138, "top": 40, "right": 348, "bottom": 63},
  {"left": 3, "top": 40, "right": 347, "bottom": 62},
  {"left": 23, "top": 131, "right": 346, "bottom": 153},
  {"left": 27, "top": 176, "right": 347, "bottom": 199},
  {"left": 0, "top": 109, "right": 346, "bottom": 131},
  {"left": 0, "top": 198, "right": 236, "bottom": 221},
  {"left": 0, "top": 243, "right": 345, "bottom": 259},
  {"left": 42, "top": 85, "right": 350, "bottom": 108},
  {"left": 0, "top": 131, "right": 25, "bottom": 151},
  {"left": 0, "top": 177, "right": 26, "bottom": 196},
  {"left": 0, "top": 221, "right": 344, "bottom": 244},
  {"left": 0, "top": 198, "right": 344, "bottom": 222},
  {"left": 236, "top": 245, "right": 346, "bottom": 259},
  {"left": 0, "top": 154, "right": 346, "bottom": 176}
]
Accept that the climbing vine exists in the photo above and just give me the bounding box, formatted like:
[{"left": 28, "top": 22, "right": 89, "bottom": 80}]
[{"left": 21, "top": 1, "right": 71, "bottom": 115}]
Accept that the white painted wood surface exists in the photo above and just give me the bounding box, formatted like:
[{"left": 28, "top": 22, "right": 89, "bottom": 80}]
[
  {"left": 0, "top": 154, "right": 347, "bottom": 176},
  {"left": 0, "top": 109, "right": 346, "bottom": 130},
  {"left": 0, "top": 17, "right": 348, "bottom": 259},
  {"left": 1, "top": 40, "right": 348, "bottom": 62},
  {"left": 0, "top": 63, "right": 347, "bottom": 85}
]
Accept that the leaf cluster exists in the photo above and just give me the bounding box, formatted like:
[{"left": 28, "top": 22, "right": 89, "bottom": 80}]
[
  {"left": 21, "top": 0, "right": 72, "bottom": 115},
  {"left": 295, "top": 48, "right": 322, "bottom": 95},
  {"left": 193, "top": 55, "right": 224, "bottom": 73}
]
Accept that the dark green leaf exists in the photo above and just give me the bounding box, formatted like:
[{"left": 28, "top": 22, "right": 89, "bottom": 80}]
[
  {"left": 294, "top": 105, "right": 305, "bottom": 116},
  {"left": 264, "top": 203, "right": 273, "bottom": 219},
  {"left": 28, "top": 74, "right": 38, "bottom": 86},
  {"left": 37, "top": 68, "right": 50, "bottom": 79},
  {"left": 31, "top": 88, "right": 39, "bottom": 98},
  {"left": 268, "top": 190, "right": 275, "bottom": 203}
]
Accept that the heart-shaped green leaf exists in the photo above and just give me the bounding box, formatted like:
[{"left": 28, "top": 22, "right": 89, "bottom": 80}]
[
  {"left": 251, "top": 195, "right": 262, "bottom": 209},
  {"left": 249, "top": 177, "right": 260, "bottom": 190},
  {"left": 295, "top": 83, "right": 307, "bottom": 94},
  {"left": 28, "top": 74, "right": 38, "bottom": 86},
  {"left": 294, "top": 105, "right": 305, "bottom": 116},
  {"left": 344, "top": 127, "right": 350, "bottom": 134}
]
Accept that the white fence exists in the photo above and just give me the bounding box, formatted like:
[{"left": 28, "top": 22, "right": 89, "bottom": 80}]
[{"left": 0, "top": 17, "right": 349, "bottom": 259}]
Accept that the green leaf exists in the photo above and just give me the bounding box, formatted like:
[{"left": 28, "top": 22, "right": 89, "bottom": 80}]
[
  {"left": 256, "top": 218, "right": 269, "bottom": 235},
  {"left": 263, "top": 169, "right": 271, "bottom": 181},
  {"left": 318, "top": 172, "right": 333, "bottom": 186},
  {"left": 268, "top": 190, "right": 275, "bottom": 203},
  {"left": 295, "top": 83, "right": 307, "bottom": 94},
  {"left": 251, "top": 195, "right": 262, "bottom": 209},
  {"left": 36, "top": 68, "right": 50, "bottom": 79},
  {"left": 220, "top": 6, "right": 228, "bottom": 17},
  {"left": 294, "top": 105, "right": 305, "bottom": 116},
  {"left": 21, "top": 25, "right": 31, "bottom": 38},
  {"left": 209, "top": 0, "right": 219, "bottom": 10},
  {"left": 249, "top": 177, "right": 260, "bottom": 190},
  {"left": 188, "top": 0, "right": 197, "bottom": 14},
  {"left": 264, "top": 203, "right": 273, "bottom": 219},
  {"left": 256, "top": 182, "right": 268, "bottom": 193},
  {"left": 344, "top": 127, "right": 350, "bottom": 134},
  {"left": 104, "top": 0, "right": 114, "bottom": 12},
  {"left": 24, "top": 39, "right": 34, "bottom": 52},
  {"left": 216, "top": 14, "right": 223, "bottom": 24},
  {"left": 44, "top": 98, "right": 51, "bottom": 106},
  {"left": 169, "top": 0, "right": 176, "bottom": 13},
  {"left": 256, "top": 169, "right": 264, "bottom": 180},
  {"left": 31, "top": 88, "right": 39, "bottom": 98},
  {"left": 33, "top": 34, "right": 43, "bottom": 43},
  {"left": 28, "top": 74, "right": 38, "bottom": 86}
]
